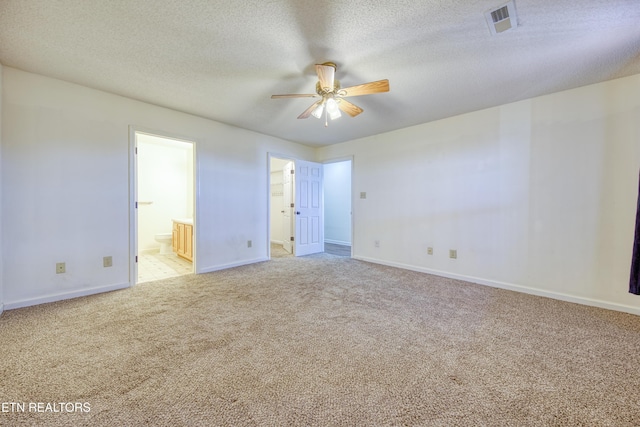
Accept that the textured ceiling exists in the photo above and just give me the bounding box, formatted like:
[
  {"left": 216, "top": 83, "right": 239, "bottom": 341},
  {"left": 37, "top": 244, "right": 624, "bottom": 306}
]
[{"left": 1, "top": 0, "right": 639, "bottom": 147}]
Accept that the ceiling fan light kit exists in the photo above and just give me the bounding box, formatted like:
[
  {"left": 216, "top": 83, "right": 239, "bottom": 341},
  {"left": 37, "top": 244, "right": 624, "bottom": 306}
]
[{"left": 272, "top": 62, "right": 389, "bottom": 127}]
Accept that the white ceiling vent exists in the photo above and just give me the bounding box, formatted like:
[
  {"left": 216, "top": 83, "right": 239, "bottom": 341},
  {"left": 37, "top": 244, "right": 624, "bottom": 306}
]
[{"left": 485, "top": 1, "right": 518, "bottom": 35}]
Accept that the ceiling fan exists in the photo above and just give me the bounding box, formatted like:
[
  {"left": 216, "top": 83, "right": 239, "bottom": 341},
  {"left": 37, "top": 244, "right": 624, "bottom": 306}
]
[{"left": 271, "top": 62, "right": 390, "bottom": 126}]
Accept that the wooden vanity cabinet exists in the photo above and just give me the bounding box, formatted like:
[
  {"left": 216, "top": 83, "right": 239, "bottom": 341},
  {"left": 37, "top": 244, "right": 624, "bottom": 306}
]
[
  {"left": 172, "top": 220, "right": 193, "bottom": 262},
  {"left": 172, "top": 222, "right": 179, "bottom": 253}
]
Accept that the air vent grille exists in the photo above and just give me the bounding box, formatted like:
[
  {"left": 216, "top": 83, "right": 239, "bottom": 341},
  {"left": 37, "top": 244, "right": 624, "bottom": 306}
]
[
  {"left": 490, "top": 6, "right": 509, "bottom": 23},
  {"left": 485, "top": 1, "right": 517, "bottom": 35}
]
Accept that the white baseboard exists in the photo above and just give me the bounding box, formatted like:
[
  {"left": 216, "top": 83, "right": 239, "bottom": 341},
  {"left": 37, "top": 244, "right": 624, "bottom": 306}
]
[
  {"left": 197, "top": 257, "right": 269, "bottom": 274},
  {"left": 354, "top": 256, "right": 640, "bottom": 316},
  {"left": 0, "top": 303, "right": 3, "bottom": 316},
  {"left": 325, "top": 239, "right": 351, "bottom": 246},
  {"left": 4, "top": 282, "right": 131, "bottom": 311},
  {"left": 270, "top": 240, "right": 283, "bottom": 245},
  {"left": 6, "top": 258, "right": 268, "bottom": 310}
]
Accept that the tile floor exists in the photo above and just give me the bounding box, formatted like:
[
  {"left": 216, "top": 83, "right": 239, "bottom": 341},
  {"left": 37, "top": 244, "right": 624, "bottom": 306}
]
[{"left": 138, "top": 251, "right": 193, "bottom": 283}]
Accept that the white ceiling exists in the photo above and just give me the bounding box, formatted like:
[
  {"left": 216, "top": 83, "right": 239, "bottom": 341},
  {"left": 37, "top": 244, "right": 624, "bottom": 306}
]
[{"left": 1, "top": 0, "right": 639, "bottom": 147}]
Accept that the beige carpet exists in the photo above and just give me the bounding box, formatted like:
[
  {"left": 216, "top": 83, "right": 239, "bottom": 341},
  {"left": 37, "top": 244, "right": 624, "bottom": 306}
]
[{"left": 1, "top": 251, "right": 640, "bottom": 426}]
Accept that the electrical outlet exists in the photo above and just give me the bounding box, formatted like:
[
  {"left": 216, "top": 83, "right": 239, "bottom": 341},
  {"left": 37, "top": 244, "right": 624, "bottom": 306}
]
[
  {"left": 374, "top": 240, "right": 380, "bottom": 248},
  {"left": 360, "top": 192, "right": 367, "bottom": 199},
  {"left": 56, "top": 262, "right": 65, "bottom": 274},
  {"left": 247, "top": 240, "right": 252, "bottom": 248},
  {"left": 449, "top": 249, "right": 457, "bottom": 259},
  {"left": 103, "top": 256, "right": 112, "bottom": 267},
  {"left": 427, "top": 247, "right": 433, "bottom": 255}
]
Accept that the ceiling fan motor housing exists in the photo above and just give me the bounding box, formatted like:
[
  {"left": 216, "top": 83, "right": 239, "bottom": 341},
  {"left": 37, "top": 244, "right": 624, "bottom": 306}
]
[{"left": 316, "top": 81, "right": 341, "bottom": 95}]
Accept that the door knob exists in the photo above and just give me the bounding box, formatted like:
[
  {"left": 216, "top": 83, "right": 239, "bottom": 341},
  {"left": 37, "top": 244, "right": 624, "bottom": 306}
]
[{"left": 296, "top": 211, "right": 300, "bottom": 215}]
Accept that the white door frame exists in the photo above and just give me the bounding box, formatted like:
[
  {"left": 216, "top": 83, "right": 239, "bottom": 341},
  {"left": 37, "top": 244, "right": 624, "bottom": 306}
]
[
  {"left": 282, "top": 161, "right": 294, "bottom": 254},
  {"left": 128, "top": 126, "right": 198, "bottom": 285}
]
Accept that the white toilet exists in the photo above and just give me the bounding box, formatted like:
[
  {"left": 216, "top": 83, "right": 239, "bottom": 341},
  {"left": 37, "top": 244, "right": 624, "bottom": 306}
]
[{"left": 154, "top": 233, "right": 173, "bottom": 254}]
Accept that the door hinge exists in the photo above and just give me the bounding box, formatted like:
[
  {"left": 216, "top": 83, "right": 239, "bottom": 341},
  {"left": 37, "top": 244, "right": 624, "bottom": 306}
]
[
  {"left": 135, "top": 201, "right": 138, "bottom": 208},
  {"left": 290, "top": 203, "right": 294, "bottom": 208},
  {"left": 135, "top": 255, "right": 138, "bottom": 262},
  {"left": 135, "top": 147, "right": 138, "bottom": 154},
  {"left": 291, "top": 169, "right": 294, "bottom": 174},
  {"left": 290, "top": 236, "right": 294, "bottom": 242}
]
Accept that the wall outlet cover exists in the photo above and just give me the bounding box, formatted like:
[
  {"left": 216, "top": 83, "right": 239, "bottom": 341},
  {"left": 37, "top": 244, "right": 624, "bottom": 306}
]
[{"left": 56, "top": 262, "right": 66, "bottom": 274}]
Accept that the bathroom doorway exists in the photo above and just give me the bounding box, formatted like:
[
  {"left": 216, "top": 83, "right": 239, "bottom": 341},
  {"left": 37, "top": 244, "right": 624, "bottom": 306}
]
[{"left": 131, "top": 130, "right": 196, "bottom": 284}]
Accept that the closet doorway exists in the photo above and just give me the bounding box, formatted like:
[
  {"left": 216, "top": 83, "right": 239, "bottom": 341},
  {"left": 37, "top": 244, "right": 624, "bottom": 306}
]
[{"left": 268, "top": 155, "right": 324, "bottom": 258}]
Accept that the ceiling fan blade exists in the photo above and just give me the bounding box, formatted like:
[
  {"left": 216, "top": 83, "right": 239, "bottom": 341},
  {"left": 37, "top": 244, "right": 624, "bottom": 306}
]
[
  {"left": 338, "top": 99, "right": 363, "bottom": 117},
  {"left": 297, "top": 100, "right": 322, "bottom": 119},
  {"left": 315, "top": 63, "right": 335, "bottom": 91},
  {"left": 341, "top": 79, "right": 389, "bottom": 97},
  {"left": 271, "top": 94, "right": 318, "bottom": 99}
]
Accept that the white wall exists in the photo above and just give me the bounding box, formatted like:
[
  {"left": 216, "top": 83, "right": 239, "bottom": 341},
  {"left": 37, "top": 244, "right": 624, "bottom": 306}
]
[
  {"left": 318, "top": 74, "right": 640, "bottom": 315},
  {"left": 0, "top": 63, "right": 3, "bottom": 314},
  {"left": 324, "top": 160, "right": 352, "bottom": 245},
  {"left": 137, "top": 134, "right": 193, "bottom": 252},
  {"left": 1, "top": 67, "right": 314, "bottom": 308},
  {"left": 4, "top": 65, "right": 640, "bottom": 314}
]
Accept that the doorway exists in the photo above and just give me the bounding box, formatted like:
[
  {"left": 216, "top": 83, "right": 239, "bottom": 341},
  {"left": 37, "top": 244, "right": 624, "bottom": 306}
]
[
  {"left": 269, "top": 155, "right": 325, "bottom": 258},
  {"left": 323, "top": 159, "right": 352, "bottom": 257},
  {"left": 269, "top": 156, "right": 294, "bottom": 258},
  {"left": 130, "top": 130, "right": 196, "bottom": 284}
]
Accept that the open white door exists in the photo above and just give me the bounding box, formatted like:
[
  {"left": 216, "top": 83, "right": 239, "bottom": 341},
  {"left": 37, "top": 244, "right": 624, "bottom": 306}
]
[
  {"left": 282, "top": 161, "right": 294, "bottom": 254},
  {"left": 294, "top": 160, "right": 324, "bottom": 256}
]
